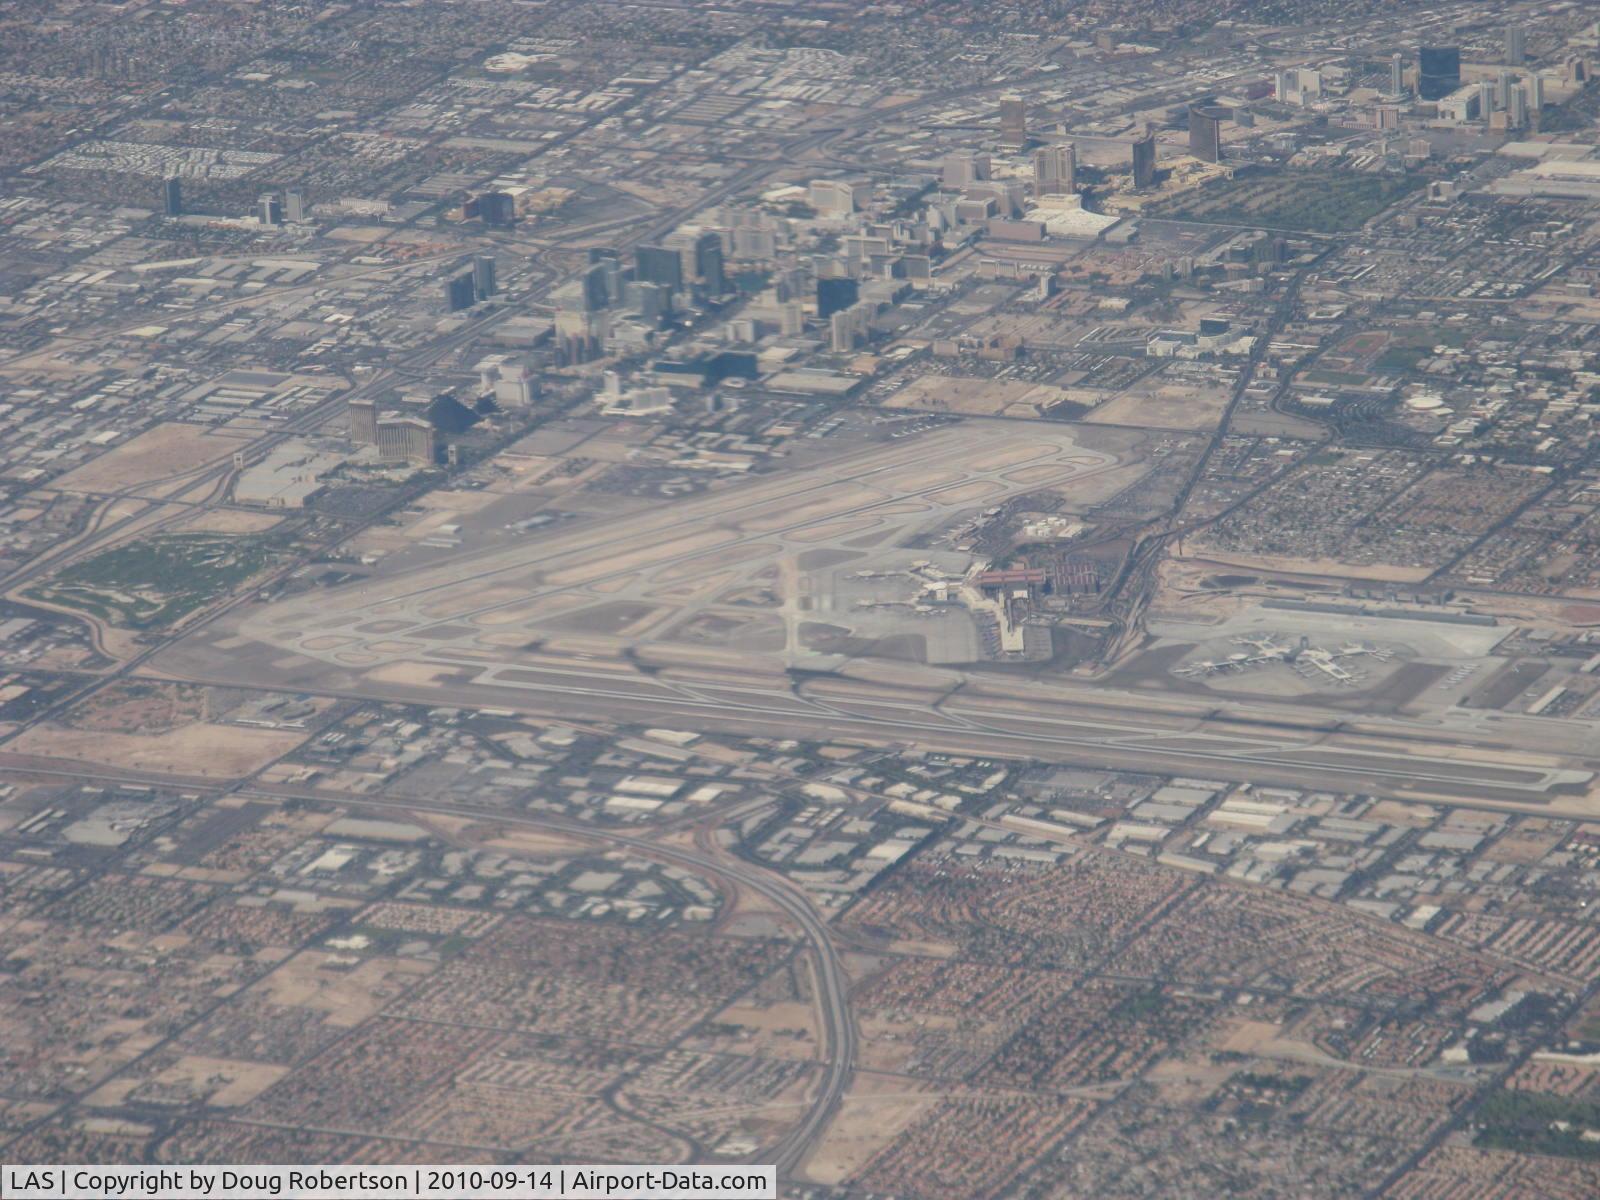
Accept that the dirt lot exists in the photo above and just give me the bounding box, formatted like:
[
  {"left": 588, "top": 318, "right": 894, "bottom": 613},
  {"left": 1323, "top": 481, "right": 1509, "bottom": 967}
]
[
  {"left": 799, "top": 1071, "right": 939, "bottom": 1186},
  {"left": 7, "top": 720, "right": 310, "bottom": 778},
  {"left": 256, "top": 951, "right": 434, "bottom": 1026},
  {"left": 175, "top": 509, "right": 286, "bottom": 535},
  {"left": 1086, "top": 380, "right": 1231, "bottom": 432},
  {"left": 883, "top": 375, "right": 1075, "bottom": 419},
  {"left": 50, "top": 424, "right": 252, "bottom": 497}
]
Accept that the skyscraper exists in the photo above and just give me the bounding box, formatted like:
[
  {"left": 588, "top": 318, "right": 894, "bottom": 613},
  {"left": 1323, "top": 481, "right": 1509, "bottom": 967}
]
[
  {"left": 693, "top": 231, "right": 725, "bottom": 295},
  {"left": 162, "top": 176, "right": 182, "bottom": 217},
  {"left": 635, "top": 244, "right": 684, "bottom": 292},
  {"left": 582, "top": 261, "right": 611, "bottom": 311},
  {"left": 284, "top": 188, "right": 307, "bottom": 223},
  {"left": 347, "top": 397, "right": 379, "bottom": 446},
  {"left": 472, "top": 254, "right": 497, "bottom": 301},
  {"left": 627, "top": 281, "right": 672, "bottom": 322},
  {"left": 1418, "top": 46, "right": 1462, "bottom": 101},
  {"left": 374, "top": 416, "right": 436, "bottom": 467},
  {"left": 1508, "top": 82, "right": 1529, "bottom": 128},
  {"left": 1000, "top": 98, "right": 1027, "bottom": 150},
  {"left": 941, "top": 152, "right": 991, "bottom": 188},
  {"left": 1032, "top": 143, "right": 1076, "bottom": 197},
  {"left": 443, "top": 270, "right": 477, "bottom": 312},
  {"left": 816, "top": 277, "right": 859, "bottom": 320},
  {"left": 1390, "top": 52, "right": 1406, "bottom": 97},
  {"left": 257, "top": 193, "right": 283, "bottom": 225},
  {"left": 807, "top": 180, "right": 863, "bottom": 216},
  {"left": 1188, "top": 105, "right": 1225, "bottom": 163},
  {"left": 477, "top": 191, "right": 516, "bottom": 226},
  {"left": 1505, "top": 25, "right": 1526, "bottom": 66},
  {"left": 1131, "top": 128, "right": 1157, "bottom": 189},
  {"left": 491, "top": 361, "right": 537, "bottom": 407}
]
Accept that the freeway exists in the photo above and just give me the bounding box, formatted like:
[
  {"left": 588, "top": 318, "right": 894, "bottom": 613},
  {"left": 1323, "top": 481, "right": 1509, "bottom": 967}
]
[
  {"left": 0, "top": 754, "right": 857, "bottom": 1177},
  {"left": 383, "top": 797, "right": 857, "bottom": 1177}
]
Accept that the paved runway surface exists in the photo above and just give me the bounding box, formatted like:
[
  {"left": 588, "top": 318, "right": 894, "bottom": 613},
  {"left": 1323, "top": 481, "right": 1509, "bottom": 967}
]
[{"left": 150, "top": 424, "right": 1600, "bottom": 813}]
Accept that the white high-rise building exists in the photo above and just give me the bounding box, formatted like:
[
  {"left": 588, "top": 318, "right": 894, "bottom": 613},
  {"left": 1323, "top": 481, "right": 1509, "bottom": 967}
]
[
  {"left": 1508, "top": 83, "right": 1529, "bottom": 128},
  {"left": 940, "top": 152, "right": 991, "bottom": 188}
]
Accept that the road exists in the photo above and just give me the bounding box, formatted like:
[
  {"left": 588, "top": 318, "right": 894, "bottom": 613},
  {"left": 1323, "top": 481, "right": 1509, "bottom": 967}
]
[{"left": 250, "top": 785, "right": 856, "bottom": 1177}]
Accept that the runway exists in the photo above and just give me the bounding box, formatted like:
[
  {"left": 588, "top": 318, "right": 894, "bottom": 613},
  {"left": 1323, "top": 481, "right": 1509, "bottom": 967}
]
[
  {"left": 149, "top": 622, "right": 1597, "bottom": 811},
  {"left": 228, "top": 421, "right": 1120, "bottom": 673},
  {"left": 146, "top": 419, "right": 1599, "bottom": 813}
]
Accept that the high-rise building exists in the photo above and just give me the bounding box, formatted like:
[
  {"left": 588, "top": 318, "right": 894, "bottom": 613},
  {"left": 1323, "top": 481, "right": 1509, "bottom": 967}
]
[
  {"left": 1418, "top": 46, "right": 1462, "bottom": 101},
  {"left": 1528, "top": 72, "right": 1544, "bottom": 110},
  {"left": 162, "top": 176, "right": 182, "bottom": 217},
  {"left": 626, "top": 280, "right": 673, "bottom": 322},
  {"left": 347, "top": 397, "right": 379, "bottom": 446},
  {"left": 582, "top": 261, "right": 611, "bottom": 311},
  {"left": 554, "top": 309, "right": 608, "bottom": 365},
  {"left": 1505, "top": 25, "right": 1526, "bottom": 66},
  {"left": 478, "top": 191, "right": 516, "bottom": 226},
  {"left": 829, "top": 304, "right": 872, "bottom": 353},
  {"left": 472, "top": 254, "right": 497, "bottom": 301},
  {"left": 1032, "top": 143, "right": 1076, "bottom": 196},
  {"left": 1188, "top": 105, "right": 1225, "bottom": 163},
  {"left": 491, "top": 361, "right": 538, "bottom": 407},
  {"left": 635, "top": 244, "right": 684, "bottom": 292},
  {"left": 284, "top": 188, "right": 307, "bottom": 223},
  {"left": 1390, "top": 52, "right": 1406, "bottom": 97},
  {"left": 808, "top": 179, "right": 866, "bottom": 216},
  {"left": 1131, "top": 128, "right": 1157, "bottom": 189},
  {"left": 443, "top": 270, "right": 477, "bottom": 312},
  {"left": 732, "top": 224, "right": 776, "bottom": 260},
  {"left": 830, "top": 310, "right": 856, "bottom": 353},
  {"left": 693, "top": 231, "right": 725, "bottom": 295},
  {"left": 1298, "top": 69, "right": 1323, "bottom": 101},
  {"left": 257, "top": 193, "right": 283, "bottom": 225},
  {"left": 1479, "top": 79, "right": 1498, "bottom": 121},
  {"left": 1508, "top": 83, "right": 1529, "bottom": 128},
  {"left": 779, "top": 301, "right": 805, "bottom": 336},
  {"left": 816, "top": 277, "right": 859, "bottom": 320},
  {"left": 374, "top": 416, "right": 436, "bottom": 467},
  {"left": 1000, "top": 98, "right": 1027, "bottom": 149},
  {"left": 1274, "top": 67, "right": 1325, "bottom": 105},
  {"left": 602, "top": 261, "right": 625, "bottom": 306},
  {"left": 974, "top": 180, "right": 1026, "bottom": 218},
  {"left": 941, "top": 152, "right": 991, "bottom": 189}
]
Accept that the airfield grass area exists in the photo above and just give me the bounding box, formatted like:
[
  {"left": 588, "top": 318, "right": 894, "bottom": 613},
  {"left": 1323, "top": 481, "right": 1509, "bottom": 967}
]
[
  {"left": 26, "top": 532, "right": 282, "bottom": 628},
  {"left": 1151, "top": 171, "right": 1424, "bottom": 233}
]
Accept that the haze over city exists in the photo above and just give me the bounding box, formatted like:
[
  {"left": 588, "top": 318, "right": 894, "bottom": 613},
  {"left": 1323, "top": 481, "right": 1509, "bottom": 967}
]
[{"left": 2, "top": 1, "right": 1600, "bottom": 1196}]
